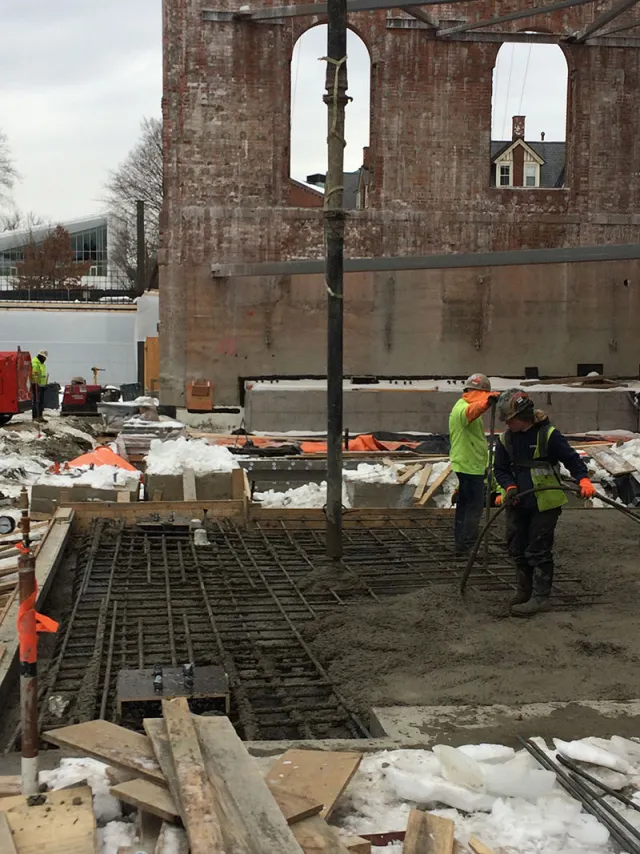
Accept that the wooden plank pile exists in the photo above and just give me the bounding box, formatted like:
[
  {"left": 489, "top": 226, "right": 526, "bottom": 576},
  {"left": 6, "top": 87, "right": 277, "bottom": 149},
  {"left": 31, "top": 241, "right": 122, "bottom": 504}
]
[{"left": 35, "top": 705, "right": 500, "bottom": 854}]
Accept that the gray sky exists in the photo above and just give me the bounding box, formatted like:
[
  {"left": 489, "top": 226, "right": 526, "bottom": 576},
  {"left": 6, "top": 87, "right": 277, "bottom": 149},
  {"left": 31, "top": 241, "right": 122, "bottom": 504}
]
[{"left": 0, "top": 2, "right": 566, "bottom": 222}]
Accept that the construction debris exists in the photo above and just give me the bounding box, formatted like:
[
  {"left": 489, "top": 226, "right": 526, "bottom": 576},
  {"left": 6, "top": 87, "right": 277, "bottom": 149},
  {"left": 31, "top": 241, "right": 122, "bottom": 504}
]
[{"left": 34, "top": 709, "right": 640, "bottom": 854}]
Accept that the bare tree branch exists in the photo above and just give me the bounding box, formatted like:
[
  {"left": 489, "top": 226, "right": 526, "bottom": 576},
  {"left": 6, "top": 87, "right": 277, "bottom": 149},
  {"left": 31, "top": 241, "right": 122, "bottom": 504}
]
[
  {"left": 104, "top": 117, "right": 162, "bottom": 286},
  {"left": 0, "top": 208, "right": 46, "bottom": 233},
  {"left": 0, "top": 128, "right": 18, "bottom": 207}
]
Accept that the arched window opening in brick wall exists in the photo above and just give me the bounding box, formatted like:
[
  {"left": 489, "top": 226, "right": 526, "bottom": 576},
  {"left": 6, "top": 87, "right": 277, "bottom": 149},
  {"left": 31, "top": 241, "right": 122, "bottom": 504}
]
[
  {"left": 289, "top": 25, "right": 371, "bottom": 210},
  {"left": 490, "top": 40, "right": 568, "bottom": 190}
]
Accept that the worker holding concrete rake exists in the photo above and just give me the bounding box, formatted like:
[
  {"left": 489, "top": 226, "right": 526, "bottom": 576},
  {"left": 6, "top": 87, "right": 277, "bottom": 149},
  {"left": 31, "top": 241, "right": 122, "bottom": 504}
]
[{"left": 494, "top": 389, "right": 597, "bottom": 616}]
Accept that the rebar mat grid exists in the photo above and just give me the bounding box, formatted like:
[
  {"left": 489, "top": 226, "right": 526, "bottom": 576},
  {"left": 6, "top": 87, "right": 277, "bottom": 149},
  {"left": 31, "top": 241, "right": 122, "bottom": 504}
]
[{"left": 33, "top": 517, "right": 598, "bottom": 744}]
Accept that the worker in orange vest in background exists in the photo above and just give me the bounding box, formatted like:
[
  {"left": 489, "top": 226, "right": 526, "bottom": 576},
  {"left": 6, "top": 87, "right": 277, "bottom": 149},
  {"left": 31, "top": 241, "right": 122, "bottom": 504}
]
[{"left": 31, "top": 350, "right": 48, "bottom": 422}]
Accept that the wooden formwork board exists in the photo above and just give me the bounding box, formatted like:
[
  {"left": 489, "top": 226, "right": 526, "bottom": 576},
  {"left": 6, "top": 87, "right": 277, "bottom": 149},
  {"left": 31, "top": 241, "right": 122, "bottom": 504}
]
[
  {"left": 248, "top": 506, "right": 454, "bottom": 529},
  {"left": 66, "top": 500, "right": 247, "bottom": 532}
]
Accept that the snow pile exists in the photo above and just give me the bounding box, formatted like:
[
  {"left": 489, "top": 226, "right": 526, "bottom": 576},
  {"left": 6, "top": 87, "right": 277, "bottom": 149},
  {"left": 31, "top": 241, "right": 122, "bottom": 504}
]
[
  {"left": 344, "top": 463, "right": 399, "bottom": 484},
  {"left": 255, "top": 480, "right": 352, "bottom": 509},
  {"left": 37, "top": 464, "right": 141, "bottom": 492},
  {"left": 40, "top": 757, "right": 122, "bottom": 824},
  {"left": 616, "top": 437, "right": 640, "bottom": 472},
  {"left": 336, "top": 736, "right": 640, "bottom": 853},
  {"left": 429, "top": 461, "right": 458, "bottom": 508},
  {"left": 0, "top": 452, "right": 51, "bottom": 493},
  {"left": 145, "top": 436, "right": 239, "bottom": 475},
  {"left": 123, "top": 417, "right": 186, "bottom": 431},
  {"left": 98, "top": 822, "right": 137, "bottom": 854},
  {"left": 133, "top": 396, "right": 159, "bottom": 407}
]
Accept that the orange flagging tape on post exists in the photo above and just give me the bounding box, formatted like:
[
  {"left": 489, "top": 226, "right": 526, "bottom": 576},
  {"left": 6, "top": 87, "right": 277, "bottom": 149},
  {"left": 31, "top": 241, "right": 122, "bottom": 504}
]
[{"left": 17, "top": 582, "right": 58, "bottom": 665}]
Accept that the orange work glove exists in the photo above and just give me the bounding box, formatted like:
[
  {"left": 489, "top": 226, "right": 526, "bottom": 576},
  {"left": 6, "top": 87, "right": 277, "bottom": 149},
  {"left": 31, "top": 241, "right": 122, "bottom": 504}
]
[
  {"left": 504, "top": 485, "right": 519, "bottom": 506},
  {"left": 494, "top": 494, "right": 503, "bottom": 507},
  {"left": 579, "top": 478, "right": 597, "bottom": 499}
]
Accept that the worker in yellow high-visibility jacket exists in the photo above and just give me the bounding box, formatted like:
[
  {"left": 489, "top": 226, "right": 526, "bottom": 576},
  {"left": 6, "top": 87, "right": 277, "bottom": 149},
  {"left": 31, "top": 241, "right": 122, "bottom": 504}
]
[{"left": 31, "top": 350, "right": 48, "bottom": 422}]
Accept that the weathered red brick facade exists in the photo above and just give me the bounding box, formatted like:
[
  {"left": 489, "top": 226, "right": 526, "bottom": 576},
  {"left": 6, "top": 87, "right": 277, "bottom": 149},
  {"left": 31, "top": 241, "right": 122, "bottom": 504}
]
[{"left": 160, "top": 1, "right": 640, "bottom": 404}]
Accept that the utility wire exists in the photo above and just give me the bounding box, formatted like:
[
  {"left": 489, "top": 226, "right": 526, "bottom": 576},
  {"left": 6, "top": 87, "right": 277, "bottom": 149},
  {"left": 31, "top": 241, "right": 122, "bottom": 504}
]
[
  {"left": 518, "top": 42, "right": 533, "bottom": 114},
  {"left": 501, "top": 44, "right": 515, "bottom": 139}
]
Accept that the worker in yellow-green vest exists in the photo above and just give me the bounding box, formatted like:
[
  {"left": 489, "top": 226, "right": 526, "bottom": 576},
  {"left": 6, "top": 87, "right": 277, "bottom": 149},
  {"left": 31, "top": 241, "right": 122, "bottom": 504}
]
[
  {"left": 449, "top": 373, "right": 499, "bottom": 557},
  {"left": 494, "top": 389, "right": 597, "bottom": 617},
  {"left": 31, "top": 350, "right": 48, "bottom": 422}
]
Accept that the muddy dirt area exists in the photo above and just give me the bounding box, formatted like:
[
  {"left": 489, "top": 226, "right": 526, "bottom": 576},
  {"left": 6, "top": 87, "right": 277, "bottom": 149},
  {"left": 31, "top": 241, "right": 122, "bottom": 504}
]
[{"left": 305, "top": 510, "right": 640, "bottom": 717}]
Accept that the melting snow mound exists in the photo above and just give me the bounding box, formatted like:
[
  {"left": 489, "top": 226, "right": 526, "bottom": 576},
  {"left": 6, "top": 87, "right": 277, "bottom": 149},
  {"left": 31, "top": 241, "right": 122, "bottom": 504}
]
[{"left": 145, "top": 437, "right": 239, "bottom": 475}]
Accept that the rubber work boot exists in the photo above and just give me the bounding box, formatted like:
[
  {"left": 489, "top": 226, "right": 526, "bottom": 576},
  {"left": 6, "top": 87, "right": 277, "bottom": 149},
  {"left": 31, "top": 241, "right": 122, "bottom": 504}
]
[
  {"left": 511, "top": 565, "right": 552, "bottom": 617},
  {"left": 510, "top": 565, "right": 533, "bottom": 607}
]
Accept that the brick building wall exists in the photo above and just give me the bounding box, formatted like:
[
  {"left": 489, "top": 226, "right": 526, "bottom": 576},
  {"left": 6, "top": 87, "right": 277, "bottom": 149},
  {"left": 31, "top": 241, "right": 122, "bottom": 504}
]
[{"left": 160, "top": 0, "right": 640, "bottom": 404}]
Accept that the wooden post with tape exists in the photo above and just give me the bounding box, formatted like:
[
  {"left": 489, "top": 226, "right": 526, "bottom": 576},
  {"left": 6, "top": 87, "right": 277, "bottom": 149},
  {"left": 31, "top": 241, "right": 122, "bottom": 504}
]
[
  {"left": 16, "top": 487, "right": 58, "bottom": 795},
  {"left": 17, "top": 487, "right": 38, "bottom": 795}
]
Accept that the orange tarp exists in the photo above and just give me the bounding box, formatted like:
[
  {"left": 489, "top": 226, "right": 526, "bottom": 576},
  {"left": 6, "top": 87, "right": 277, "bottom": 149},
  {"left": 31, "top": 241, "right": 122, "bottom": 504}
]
[{"left": 68, "top": 446, "right": 137, "bottom": 471}]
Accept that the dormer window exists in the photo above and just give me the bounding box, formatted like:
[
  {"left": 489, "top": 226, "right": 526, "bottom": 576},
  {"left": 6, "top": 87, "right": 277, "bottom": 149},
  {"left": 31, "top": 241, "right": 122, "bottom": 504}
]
[
  {"left": 524, "top": 163, "right": 539, "bottom": 187},
  {"left": 498, "top": 164, "right": 512, "bottom": 187}
]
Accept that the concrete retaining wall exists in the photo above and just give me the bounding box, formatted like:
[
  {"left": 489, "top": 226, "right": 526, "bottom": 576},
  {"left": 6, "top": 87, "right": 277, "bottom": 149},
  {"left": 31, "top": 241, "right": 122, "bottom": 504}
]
[
  {"left": 246, "top": 385, "right": 640, "bottom": 435},
  {"left": 145, "top": 472, "right": 233, "bottom": 501},
  {"left": 31, "top": 484, "right": 139, "bottom": 515}
]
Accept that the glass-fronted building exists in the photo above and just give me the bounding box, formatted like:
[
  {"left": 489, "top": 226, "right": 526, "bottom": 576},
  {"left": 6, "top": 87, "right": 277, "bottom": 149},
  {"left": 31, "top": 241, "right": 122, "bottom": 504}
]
[{"left": 0, "top": 215, "right": 109, "bottom": 277}]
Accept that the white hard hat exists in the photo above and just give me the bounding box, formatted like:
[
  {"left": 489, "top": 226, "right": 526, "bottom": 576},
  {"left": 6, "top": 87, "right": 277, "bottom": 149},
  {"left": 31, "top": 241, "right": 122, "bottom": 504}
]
[{"left": 38, "top": 350, "right": 48, "bottom": 359}]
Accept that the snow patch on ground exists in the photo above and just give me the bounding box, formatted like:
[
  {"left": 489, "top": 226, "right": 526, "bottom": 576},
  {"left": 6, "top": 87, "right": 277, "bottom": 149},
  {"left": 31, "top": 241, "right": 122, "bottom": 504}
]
[
  {"left": 145, "top": 436, "right": 239, "bottom": 475},
  {"left": 255, "top": 480, "right": 352, "bottom": 509},
  {"left": 37, "top": 465, "right": 141, "bottom": 492},
  {"left": 335, "top": 737, "right": 640, "bottom": 853},
  {"left": 40, "top": 757, "right": 122, "bottom": 824}
]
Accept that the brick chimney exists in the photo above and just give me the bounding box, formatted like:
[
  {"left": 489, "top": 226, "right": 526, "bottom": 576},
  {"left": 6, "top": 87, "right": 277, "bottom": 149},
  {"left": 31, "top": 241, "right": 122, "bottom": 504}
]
[{"left": 512, "top": 115, "right": 525, "bottom": 141}]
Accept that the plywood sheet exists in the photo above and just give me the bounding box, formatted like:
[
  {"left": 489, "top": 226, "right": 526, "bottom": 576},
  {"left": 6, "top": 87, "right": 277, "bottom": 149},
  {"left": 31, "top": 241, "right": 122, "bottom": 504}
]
[
  {"left": 0, "top": 786, "right": 96, "bottom": 854},
  {"left": 265, "top": 749, "right": 362, "bottom": 820}
]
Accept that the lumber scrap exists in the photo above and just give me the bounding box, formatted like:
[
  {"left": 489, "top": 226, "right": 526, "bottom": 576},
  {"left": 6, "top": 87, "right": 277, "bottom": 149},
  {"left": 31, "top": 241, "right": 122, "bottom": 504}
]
[
  {"left": 182, "top": 469, "right": 197, "bottom": 501},
  {"left": 265, "top": 748, "right": 362, "bottom": 820},
  {"left": 137, "top": 811, "right": 163, "bottom": 854},
  {"left": 192, "top": 714, "right": 303, "bottom": 853},
  {"left": 0, "top": 812, "right": 17, "bottom": 854},
  {"left": 590, "top": 448, "right": 636, "bottom": 476},
  {"left": 397, "top": 463, "right": 421, "bottom": 485},
  {"left": 269, "top": 787, "right": 324, "bottom": 824},
  {"left": 403, "top": 809, "right": 455, "bottom": 853},
  {"left": 159, "top": 699, "right": 226, "bottom": 854},
  {"left": 343, "top": 834, "right": 372, "bottom": 853},
  {"left": 0, "top": 786, "right": 96, "bottom": 854},
  {"left": 469, "top": 838, "right": 496, "bottom": 854},
  {"left": 413, "top": 464, "right": 433, "bottom": 502},
  {"left": 106, "top": 766, "right": 138, "bottom": 786},
  {"left": 110, "top": 778, "right": 180, "bottom": 823},
  {"left": 419, "top": 464, "right": 453, "bottom": 506},
  {"left": 291, "top": 815, "right": 351, "bottom": 853},
  {"left": 43, "top": 720, "right": 164, "bottom": 785},
  {"left": 0, "top": 776, "right": 21, "bottom": 797},
  {"left": 155, "top": 822, "right": 189, "bottom": 854}
]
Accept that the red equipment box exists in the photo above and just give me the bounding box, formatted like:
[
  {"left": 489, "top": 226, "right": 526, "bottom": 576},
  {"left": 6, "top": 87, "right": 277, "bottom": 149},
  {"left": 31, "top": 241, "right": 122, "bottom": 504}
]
[{"left": 0, "top": 351, "right": 32, "bottom": 424}]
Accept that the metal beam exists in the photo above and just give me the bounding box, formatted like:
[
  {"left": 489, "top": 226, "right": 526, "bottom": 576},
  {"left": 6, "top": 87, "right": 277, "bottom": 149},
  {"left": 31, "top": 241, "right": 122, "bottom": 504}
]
[
  {"left": 203, "top": 0, "right": 480, "bottom": 23},
  {"left": 211, "top": 243, "right": 640, "bottom": 278},
  {"left": 597, "top": 18, "right": 640, "bottom": 34},
  {"left": 404, "top": 5, "right": 438, "bottom": 26},
  {"left": 438, "top": 0, "right": 595, "bottom": 37},
  {"left": 441, "top": 29, "right": 562, "bottom": 42},
  {"left": 572, "top": 0, "right": 639, "bottom": 41}
]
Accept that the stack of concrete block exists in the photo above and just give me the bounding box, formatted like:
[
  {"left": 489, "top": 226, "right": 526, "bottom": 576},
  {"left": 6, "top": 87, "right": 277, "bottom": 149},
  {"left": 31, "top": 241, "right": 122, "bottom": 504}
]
[
  {"left": 31, "top": 483, "right": 140, "bottom": 515},
  {"left": 144, "top": 471, "right": 234, "bottom": 502}
]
